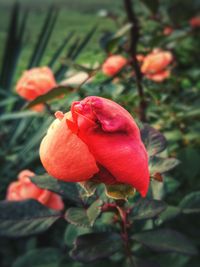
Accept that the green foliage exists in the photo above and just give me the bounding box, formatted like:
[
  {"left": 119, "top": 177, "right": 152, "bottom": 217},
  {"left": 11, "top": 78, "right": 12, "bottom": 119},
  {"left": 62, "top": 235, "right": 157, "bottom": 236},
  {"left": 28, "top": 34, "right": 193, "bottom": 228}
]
[
  {"left": 0, "top": 200, "right": 61, "bottom": 237},
  {"left": 65, "top": 200, "right": 102, "bottom": 227},
  {"left": 132, "top": 229, "right": 198, "bottom": 255},
  {"left": 13, "top": 248, "right": 62, "bottom": 267},
  {"left": 141, "top": 124, "right": 167, "bottom": 156},
  {"left": 70, "top": 232, "right": 122, "bottom": 262},
  {"left": 31, "top": 174, "right": 81, "bottom": 204},
  {"left": 130, "top": 198, "right": 167, "bottom": 220}
]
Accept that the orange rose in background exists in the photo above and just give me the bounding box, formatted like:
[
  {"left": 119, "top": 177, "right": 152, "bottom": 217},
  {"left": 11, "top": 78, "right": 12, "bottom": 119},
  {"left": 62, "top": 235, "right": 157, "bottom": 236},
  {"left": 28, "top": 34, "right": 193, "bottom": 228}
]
[
  {"left": 16, "top": 67, "right": 57, "bottom": 111},
  {"left": 6, "top": 170, "right": 64, "bottom": 211},
  {"left": 141, "top": 49, "right": 173, "bottom": 82},
  {"left": 102, "top": 55, "right": 127, "bottom": 76},
  {"left": 189, "top": 16, "right": 200, "bottom": 28},
  {"left": 40, "top": 96, "right": 149, "bottom": 197}
]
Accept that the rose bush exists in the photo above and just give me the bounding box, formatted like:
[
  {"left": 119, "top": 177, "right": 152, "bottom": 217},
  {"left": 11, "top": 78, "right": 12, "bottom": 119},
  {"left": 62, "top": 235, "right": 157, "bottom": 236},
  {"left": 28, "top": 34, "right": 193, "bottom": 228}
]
[
  {"left": 6, "top": 170, "right": 64, "bottom": 211},
  {"left": 40, "top": 96, "right": 149, "bottom": 197},
  {"left": 141, "top": 49, "right": 173, "bottom": 82},
  {"left": 16, "top": 66, "right": 57, "bottom": 111}
]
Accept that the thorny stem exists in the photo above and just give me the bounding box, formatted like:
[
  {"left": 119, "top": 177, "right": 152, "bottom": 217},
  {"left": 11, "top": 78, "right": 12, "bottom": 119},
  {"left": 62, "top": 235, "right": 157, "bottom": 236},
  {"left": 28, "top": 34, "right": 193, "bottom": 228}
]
[
  {"left": 102, "top": 202, "right": 135, "bottom": 266},
  {"left": 123, "top": 0, "right": 147, "bottom": 122}
]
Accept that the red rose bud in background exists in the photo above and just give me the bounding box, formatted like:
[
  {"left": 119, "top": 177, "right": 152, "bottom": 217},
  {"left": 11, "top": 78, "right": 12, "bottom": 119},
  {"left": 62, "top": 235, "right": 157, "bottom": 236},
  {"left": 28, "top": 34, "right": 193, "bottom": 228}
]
[
  {"left": 6, "top": 170, "right": 64, "bottom": 211},
  {"left": 16, "top": 67, "right": 57, "bottom": 111},
  {"left": 102, "top": 55, "right": 127, "bottom": 76},
  {"left": 189, "top": 16, "right": 200, "bottom": 28},
  {"left": 163, "top": 26, "right": 174, "bottom": 36},
  {"left": 40, "top": 96, "right": 149, "bottom": 197},
  {"left": 141, "top": 49, "right": 173, "bottom": 82}
]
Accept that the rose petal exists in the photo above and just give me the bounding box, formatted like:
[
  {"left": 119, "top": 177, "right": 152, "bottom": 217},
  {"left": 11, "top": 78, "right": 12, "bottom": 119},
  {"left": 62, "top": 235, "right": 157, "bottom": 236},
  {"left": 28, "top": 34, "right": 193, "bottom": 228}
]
[
  {"left": 40, "top": 112, "right": 99, "bottom": 182},
  {"left": 71, "top": 97, "right": 149, "bottom": 197}
]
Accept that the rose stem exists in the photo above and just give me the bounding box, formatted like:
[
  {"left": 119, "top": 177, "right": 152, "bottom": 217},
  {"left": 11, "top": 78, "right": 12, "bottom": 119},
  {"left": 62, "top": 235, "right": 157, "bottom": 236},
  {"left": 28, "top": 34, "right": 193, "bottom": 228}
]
[{"left": 123, "top": 0, "right": 147, "bottom": 122}]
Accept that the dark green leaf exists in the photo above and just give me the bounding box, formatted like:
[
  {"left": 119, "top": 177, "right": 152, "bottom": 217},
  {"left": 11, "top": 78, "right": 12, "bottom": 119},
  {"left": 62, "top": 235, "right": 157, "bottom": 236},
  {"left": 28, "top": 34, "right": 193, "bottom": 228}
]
[
  {"left": 130, "top": 199, "right": 167, "bottom": 220},
  {"left": 13, "top": 248, "right": 62, "bottom": 267},
  {"left": 65, "top": 200, "right": 102, "bottom": 227},
  {"left": 24, "top": 86, "right": 74, "bottom": 109},
  {"left": 141, "top": 124, "right": 167, "bottom": 156},
  {"left": 0, "top": 200, "right": 61, "bottom": 237},
  {"left": 106, "top": 23, "right": 132, "bottom": 53},
  {"left": 48, "top": 32, "right": 74, "bottom": 68},
  {"left": 64, "top": 224, "right": 91, "bottom": 247},
  {"left": 156, "top": 206, "right": 181, "bottom": 225},
  {"left": 31, "top": 174, "right": 80, "bottom": 204},
  {"left": 179, "top": 191, "right": 200, "bottom": 214},
  {"left": 149, "top": 156, "right": 180, "bottom": 176},
  {"left": 141, "top": 0, "right": 159, "bottom": 14},
  {"left": 28, "top": 6, "right": 58, "bottom": 68},
  {"left": 132, "top": 229, "right": 198, "bottom": 255},
  {"left": 131, "top": 257, "right": 161, "bottom": 267},
  {"left": 70, "top": 232, "right": 122, "bottom": 262}
]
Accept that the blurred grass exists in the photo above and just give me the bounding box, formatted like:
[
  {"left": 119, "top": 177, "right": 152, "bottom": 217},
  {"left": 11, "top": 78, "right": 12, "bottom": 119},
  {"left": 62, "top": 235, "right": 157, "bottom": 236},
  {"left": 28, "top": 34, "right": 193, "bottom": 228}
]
[{"left": 0, "top": 0, "right": 122, "bottom": 74}]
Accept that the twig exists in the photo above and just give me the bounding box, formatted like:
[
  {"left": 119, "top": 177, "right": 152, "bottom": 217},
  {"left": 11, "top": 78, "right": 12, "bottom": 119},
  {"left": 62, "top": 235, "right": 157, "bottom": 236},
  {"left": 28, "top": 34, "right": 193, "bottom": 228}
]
[{"left": 123, "top": 0, "right": 147, "bottom": 122}]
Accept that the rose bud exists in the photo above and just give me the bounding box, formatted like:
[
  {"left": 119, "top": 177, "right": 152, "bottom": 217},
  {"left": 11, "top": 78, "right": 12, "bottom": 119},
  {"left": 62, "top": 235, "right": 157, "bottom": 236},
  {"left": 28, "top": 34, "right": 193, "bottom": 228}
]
[
  {"left": 6, "top": 170, "right": 64, "bottom": 211},
  {"left": 16, "top": 67, "right": 57, "bottom": 111},
  {"left": 40, "top": 97, "right": 149, "bottom": 197},
  {"left": 163, "top": 26, "right": 174, "bottom": 36},
  {"left": 102, "top": 55, "right": 127, "bottom": 76},
  {"left": 141, "top": 49, "right": 173, "bottom": 82},
  {"left": 189, "top": 16, "right": 200, "bottom": 28}
]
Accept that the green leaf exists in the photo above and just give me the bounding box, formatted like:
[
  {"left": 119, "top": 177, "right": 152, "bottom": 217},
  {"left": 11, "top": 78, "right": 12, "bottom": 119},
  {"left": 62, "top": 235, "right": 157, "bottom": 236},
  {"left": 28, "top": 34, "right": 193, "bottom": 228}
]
[
  {"left": 48, "top": 31, "right": 74, "bottom": 68},
  {"left": 130, "top": 199, "right": 167, "bottom": 220},
  {"left": 28, "top": 6, "right": 59, "bottom": 68},
  {"left": 179, "top": 191, "right": 200, "bottom": 214},
  {"left": 0, "top": 200, "right": 61, "bottom": 237},
  {"left": 155, "top": 206, "right": 181, "bottom": 225},
  {"left": 24, "top": 86, "right": 74, "bottom": 109},
  {"left": 78, "top": 180, "right": 98, "bottom": 197},
  {"left": 132, "top": 229, "right": 198, "bottom": 255},
  {"left": 105, "top": 184, "right": 135, "bottom": 200},
  {"left": 31, "top": 174, "right": 80, "bottom": 204},
  {"left": 164, "top": 176, "right": 181, "bottom": 194},
  {"left": 70, "top": 232, "right": 122, "bottom": 262},
  {"left": 141, "top": 124, "right": 167, "bottom": 156},
  {"left": 149, "top": 156, "right": 180, "bottom": 176},
  {"left": 65, "top": 200, "right": 102, "bottom": 227},
  {"left": 64, "top": 224, "right": 91, "bottom": 247},
  {"left": 106, "top": 23, "right": 132, "bottom": 53},
  {"left": 131, "top": 257, "right": 161, "bottom": 267},
  {"left": 13, "top": 248, "right": 62, "bottom": 267},
  {"left": 0, "top": 111, "right": 39, "bottom": 121},
  {"left": 177, "top": 148, "right": 200, "bottom": 179},
  {"left": 141, "top": 0, "right": 159, "bottom": 14}
]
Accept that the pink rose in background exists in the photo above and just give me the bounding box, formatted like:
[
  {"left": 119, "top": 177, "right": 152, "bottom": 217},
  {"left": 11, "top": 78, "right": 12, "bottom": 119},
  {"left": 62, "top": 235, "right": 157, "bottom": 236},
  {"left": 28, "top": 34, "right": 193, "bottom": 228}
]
[
  {"left": 102, "top": 55, "right": 127, "bottom": 76},
  {"left": 40, "top": 96, "right": 149, "bottom": 197},
  {"left": 6, "top": 170, "right": 64, "bottom": 211},
  {"left": 141, "top": 49, "right": 173, "bottom": 82}
]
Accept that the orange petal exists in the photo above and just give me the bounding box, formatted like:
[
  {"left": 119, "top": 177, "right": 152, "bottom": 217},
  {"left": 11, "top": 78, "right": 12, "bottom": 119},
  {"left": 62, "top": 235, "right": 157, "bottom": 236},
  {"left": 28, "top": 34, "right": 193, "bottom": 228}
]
[{"left": 40, "top": 112, "right": 99, "bottom": 182}]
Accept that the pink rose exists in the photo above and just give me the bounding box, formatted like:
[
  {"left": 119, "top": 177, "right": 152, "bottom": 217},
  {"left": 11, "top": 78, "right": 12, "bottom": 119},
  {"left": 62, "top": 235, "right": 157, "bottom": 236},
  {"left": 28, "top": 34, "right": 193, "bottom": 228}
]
[
  {"left": 6, "top": 170, "right": 64, "bottom": 211},
  {"left": 40, "top": 97, "right": 149, "bottom": 197}
]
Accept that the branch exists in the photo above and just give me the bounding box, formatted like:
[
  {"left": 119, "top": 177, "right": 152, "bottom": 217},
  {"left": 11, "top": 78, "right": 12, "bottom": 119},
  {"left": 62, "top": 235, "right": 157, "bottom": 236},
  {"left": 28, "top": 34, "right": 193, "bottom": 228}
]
[{"left": 123, "top": 0, "right": 147, "bottom": 122}]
